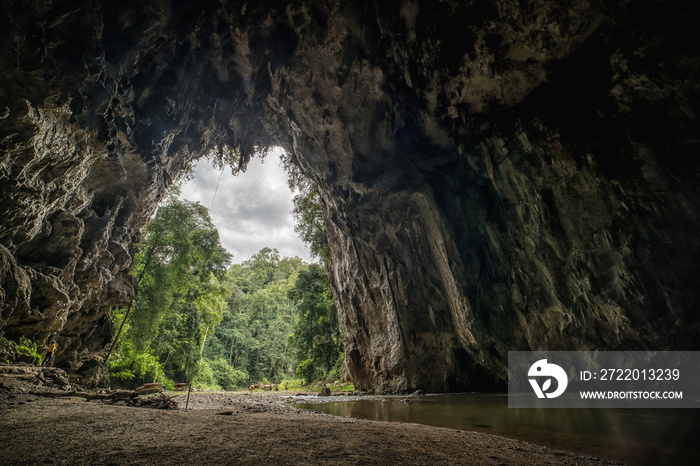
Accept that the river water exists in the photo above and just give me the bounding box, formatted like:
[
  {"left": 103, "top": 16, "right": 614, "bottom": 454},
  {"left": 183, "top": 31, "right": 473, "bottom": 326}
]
[{"left": 294, "top": 393, "right": 700, "bottom": 465}]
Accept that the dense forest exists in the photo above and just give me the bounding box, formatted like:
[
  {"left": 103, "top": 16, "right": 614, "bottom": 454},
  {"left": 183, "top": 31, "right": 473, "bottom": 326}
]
[{"left": 107, "top": 193, "right": 343, "bottom": 390}]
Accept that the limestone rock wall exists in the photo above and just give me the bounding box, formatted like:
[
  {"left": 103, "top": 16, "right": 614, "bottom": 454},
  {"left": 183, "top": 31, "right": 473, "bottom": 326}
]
[
  {"left": 1, "top": 0, "right": 698, "bottom": 390},
  {"left": 0, "top": 0, "right": 238, "bottom": 364}
]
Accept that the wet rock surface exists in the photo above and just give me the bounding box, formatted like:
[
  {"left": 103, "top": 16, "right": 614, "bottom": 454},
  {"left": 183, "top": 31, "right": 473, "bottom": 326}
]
[{"left": 1, "top": 1, "right": 699, "bottom": 392}]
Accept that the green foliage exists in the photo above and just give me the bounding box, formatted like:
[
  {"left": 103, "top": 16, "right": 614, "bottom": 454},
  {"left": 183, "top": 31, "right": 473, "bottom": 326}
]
[
  {"left": 1, "top": 337, "right": 41, "bottom": 365},
  {"left": 208, "top": 358, "right": 248, "bottom": 390},
  {"left": 276, "top": 377, "right": 354, "bottom": 393},
  {"left": 203, "top": 248, "right": 304, "bottom": 385},
  {"left": 108, "top": 339, "right": 163, "bottom": 384},
  {"left": 207, "top": 145, "right": 265, "bottom": 175},
  {"left": 160, "top": 377, "right": 175, "bottom": 391},
  {"left": 109, "top": 369, "right": 135, "bottom": 381},
  {"left": 295, "top": 358, "right": 316, "bottom": 383},
  {"left": 109, "top": 197, "right": 230, "bottom": 387},
  {"left": 281, "top": 154, "right": 329, "bottom": 259},
  {"left": 332, "top": 382, "right": 355, "bottom": 392},
  {"left": 287, "top": 264, "right": 343, "bottom": 382},
  {"left": 17, "top": 337, "right": 41, "bottom": 365},
  {"left": 130, "top": 197, "right": 230, "bottom": 342},
  {"left": 193, "top": 360, "right": 221, "bottom": 391},
  {"left": 276, "top": 378, "right": 304, "bottom": 390}
]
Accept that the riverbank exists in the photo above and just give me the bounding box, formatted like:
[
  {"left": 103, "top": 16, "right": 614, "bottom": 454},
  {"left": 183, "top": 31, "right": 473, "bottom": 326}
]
[{"left": 0, "top": 387, "right": 618, "bottom": 465}]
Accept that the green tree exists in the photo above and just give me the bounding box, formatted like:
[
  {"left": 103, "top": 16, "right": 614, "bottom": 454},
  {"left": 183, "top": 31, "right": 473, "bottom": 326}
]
[
  {"left": 109, "top": 197, "right": 231, "bottom": 386},
  {"left": 287, "top": 264, "right": 342, "bottom": 381},
  {"left": 282, "top": 155, "right": 329, "bottom": 259},
  {"left": 239, "top": 247, "right": 281, "bottom": 291},
  {"left": 200, "top": 249, "right": 305, "bottom": 386}
]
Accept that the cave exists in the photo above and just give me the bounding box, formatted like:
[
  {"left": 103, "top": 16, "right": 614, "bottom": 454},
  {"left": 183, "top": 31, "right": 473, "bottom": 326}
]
[{"left": 1, "top": 0, "right": 698, "bottom": 394}]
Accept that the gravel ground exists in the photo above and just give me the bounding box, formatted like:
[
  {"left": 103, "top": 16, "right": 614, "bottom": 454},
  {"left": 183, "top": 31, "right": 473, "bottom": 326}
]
[{"left": 0, "top": 382, "right": 620, "bottom": 465}]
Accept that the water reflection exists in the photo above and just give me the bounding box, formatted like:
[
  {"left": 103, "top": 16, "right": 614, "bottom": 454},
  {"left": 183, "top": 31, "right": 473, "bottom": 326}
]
[{"left": 295, "top": 393, "right": 700, "bottom": 465}]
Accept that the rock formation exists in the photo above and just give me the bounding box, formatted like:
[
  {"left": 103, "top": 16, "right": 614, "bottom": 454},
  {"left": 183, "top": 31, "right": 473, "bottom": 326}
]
[{"left": 1, "top": 0, "right": 698, "bottom": 392}]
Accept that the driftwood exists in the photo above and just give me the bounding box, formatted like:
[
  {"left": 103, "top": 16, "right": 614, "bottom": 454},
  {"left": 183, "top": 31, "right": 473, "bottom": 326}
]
[
  {"left": 3, "top": 364, "right": 176, "bottom": 409},
  {"left": 131, "top": 392, "right": 178, "bottom": 409},
  {"left": 134, "top": 382, "right": 162, "bottom": 394},
  {"left": 28, "top": 388, "right": 178, "bottom": 409},
  {"left": 108, "top": 391, "right": 177, "bottom": 409}
]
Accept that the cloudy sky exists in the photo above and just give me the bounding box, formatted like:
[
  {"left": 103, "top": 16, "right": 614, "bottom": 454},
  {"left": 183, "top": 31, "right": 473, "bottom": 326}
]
[{"left": 178, "top": 148, "right": 313, "bottom": 264}]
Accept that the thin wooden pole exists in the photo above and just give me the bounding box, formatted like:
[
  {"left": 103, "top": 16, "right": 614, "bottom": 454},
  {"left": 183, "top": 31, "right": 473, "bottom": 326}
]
[
  {"left": 185, "top": 326, "right": 209, "bottom": 411},
  {"left": 185, "top": 383, "right": 192, "bottom": 410}
]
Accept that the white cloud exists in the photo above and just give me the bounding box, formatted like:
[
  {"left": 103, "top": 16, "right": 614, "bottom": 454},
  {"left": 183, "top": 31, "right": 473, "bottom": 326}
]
[{"left": 178, "top": 148, "right": 313, "bottom": 264}]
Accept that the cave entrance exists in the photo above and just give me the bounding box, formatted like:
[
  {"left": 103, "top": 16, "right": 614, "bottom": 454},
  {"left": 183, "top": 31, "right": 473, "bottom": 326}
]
[{"left": 104, "top": 145, "right": 343, "bottom": 394}]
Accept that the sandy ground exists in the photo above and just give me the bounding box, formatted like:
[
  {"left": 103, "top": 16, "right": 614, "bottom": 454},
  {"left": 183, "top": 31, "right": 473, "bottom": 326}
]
[{"left": 0, "top": 386, "right": 620, "bottom": 466}]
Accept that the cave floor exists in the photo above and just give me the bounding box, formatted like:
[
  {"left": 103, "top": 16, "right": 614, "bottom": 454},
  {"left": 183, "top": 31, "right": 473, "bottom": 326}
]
[{"left": 0, "top": 391, "right": 618, "bottom": 465}]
